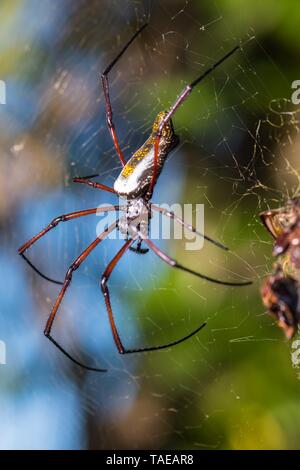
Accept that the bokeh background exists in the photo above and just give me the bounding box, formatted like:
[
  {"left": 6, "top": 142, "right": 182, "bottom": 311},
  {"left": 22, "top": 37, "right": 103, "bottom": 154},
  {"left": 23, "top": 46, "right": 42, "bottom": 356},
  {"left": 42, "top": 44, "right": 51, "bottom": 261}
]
[{"left": 1, "top": 0, "right": 300, "bottom": 450}]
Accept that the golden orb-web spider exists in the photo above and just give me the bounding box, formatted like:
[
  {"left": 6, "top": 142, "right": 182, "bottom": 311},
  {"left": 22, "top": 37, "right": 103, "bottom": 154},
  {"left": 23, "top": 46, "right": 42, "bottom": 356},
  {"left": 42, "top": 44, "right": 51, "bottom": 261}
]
[{"left": 19, "top": 23, "right": 252, "bottom": 372}]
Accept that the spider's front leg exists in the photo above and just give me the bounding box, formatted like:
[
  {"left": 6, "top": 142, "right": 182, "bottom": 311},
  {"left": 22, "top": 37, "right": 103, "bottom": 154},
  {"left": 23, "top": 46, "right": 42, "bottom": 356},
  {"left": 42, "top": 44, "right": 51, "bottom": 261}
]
[
  {"left": 101, "top": 23, "right": 148, "bottom": 167},
  {"left": 148, "top": 45, "right": 240, "bottom": 196}
]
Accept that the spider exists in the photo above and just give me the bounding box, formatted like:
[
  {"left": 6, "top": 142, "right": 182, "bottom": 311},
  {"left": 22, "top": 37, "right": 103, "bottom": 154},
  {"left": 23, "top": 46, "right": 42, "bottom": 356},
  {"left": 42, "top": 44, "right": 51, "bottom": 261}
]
[
  {"left": 260, "top": 197, "right": 300, "bottom": 269},
  {"left": 19, "top": 23, "right": 252, "bottom": 372},
  {"left": 261, "top": 264, "right": 300, "bottom": 339}
]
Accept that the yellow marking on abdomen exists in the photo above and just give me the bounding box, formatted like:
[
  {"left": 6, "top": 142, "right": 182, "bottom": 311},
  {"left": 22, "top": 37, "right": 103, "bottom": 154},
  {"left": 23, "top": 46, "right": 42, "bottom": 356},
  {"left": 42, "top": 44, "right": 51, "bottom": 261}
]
[
  {"left": 121, "top": 164, "right": 135, "bottom": 178},
  {"left": 121, "top": 143, "right": 153, "bottom": 179}
]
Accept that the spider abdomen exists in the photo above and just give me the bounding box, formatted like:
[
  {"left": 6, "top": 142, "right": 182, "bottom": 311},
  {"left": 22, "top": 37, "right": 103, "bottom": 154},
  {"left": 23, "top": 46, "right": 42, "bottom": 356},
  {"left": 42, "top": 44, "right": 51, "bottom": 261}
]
[
  {"left": 114, "top": 112, "right": 179, "bottom": 199},
  {"left": 114, "top": 145, "right": 161, "bottom": 199}
]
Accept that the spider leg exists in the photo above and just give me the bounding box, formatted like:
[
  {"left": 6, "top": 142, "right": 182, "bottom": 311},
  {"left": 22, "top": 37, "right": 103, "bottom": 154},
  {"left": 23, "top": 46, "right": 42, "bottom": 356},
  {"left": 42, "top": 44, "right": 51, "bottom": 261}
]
[
  {"left": 44, "top": 220, "right": 118, "bottom": 372},
  {"left": 18, "top": 206, "right": 122, "bottom": 284},
  {"left": 75, "top": 174, "right": 99, "bottom": 179},
  {"left": 129, "top": 245, "right": 149, "bottom": 255},
  {"left": 73, "top": 176, "right": 116, "bottom": 194},
  {"left": 123, "top": 323, "right": 206, "bottom": 354},
  {"left": 100, "top": 239, "right": 207, "bottom": 354},
  {"left": 139, "top": 233, "right": 252, "bottom": 287},
  {"left": 101, "top": 23, "right": 148, "bottom": 167},
  {"left": 129, "top": 238, "right": 149, "bottom": 254},
  {"left": 148, "top": 45, "right": 240, "bottom": 196},
  {"left": 151, "top": 204, "right": 228, "bottom": 251},
  {"left": 20, "top": 253, "right": 63, "bottom": 286}
]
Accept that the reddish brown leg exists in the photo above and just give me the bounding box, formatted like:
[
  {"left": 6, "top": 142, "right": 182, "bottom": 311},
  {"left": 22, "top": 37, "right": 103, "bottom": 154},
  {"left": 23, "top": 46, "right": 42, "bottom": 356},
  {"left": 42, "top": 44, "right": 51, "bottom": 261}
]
[
  {"left": 140, "top": 234, "right": 252, "bottom": 287},
  {"left": 73, "top": 177, "right": 116, "bottom": 194},
  {"left": 101, "top": 239, "right": 206, "bottom": 354},
  {"left": 101, "top": 73, "right": 126, "bottom": 167},
  {"left": 101, "top": 23, "right": 148, "bottom": 167},
  {"left": 101, "top": 239, "right": 134, "bottom": 353},
  {"left": 18, "top": 206, "right": 122, "bottom": 284},
  {"left": 148, "top": 45, "right": 240, "bottom": 195},
  {"left": 151, "top": 204, "right": 228, "bottom": 251},
  {"left": 44, "top": 220, "right": 118, "bottom": 372}
]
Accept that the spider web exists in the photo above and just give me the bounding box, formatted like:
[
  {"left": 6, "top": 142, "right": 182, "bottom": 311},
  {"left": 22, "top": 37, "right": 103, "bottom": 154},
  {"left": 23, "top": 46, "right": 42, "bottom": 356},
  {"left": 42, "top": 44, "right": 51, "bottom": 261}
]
[{"left": 2, "top": 0, "right": 300, "bottom": 450}]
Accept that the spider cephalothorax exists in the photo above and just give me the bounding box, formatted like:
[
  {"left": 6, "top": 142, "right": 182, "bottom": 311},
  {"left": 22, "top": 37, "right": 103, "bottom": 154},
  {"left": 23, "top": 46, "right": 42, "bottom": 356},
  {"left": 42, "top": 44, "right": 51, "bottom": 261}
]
[
  {"left": 18, "top": 23, "right": 251, "bottom": 372},
  {"left": 118, "top": 198, "right": 151, "bottom": 239}
]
